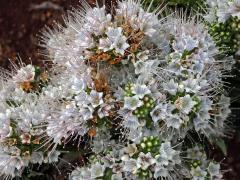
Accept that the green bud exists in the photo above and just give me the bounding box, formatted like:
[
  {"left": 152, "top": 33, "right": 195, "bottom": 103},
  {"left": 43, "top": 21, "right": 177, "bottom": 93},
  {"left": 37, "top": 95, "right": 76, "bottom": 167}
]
[
  {"left": 147, "top": 142, "right": 152, "bottom": 147},
  {"left": 141, "top": 143, "right": 146, "bottom": 149},
  {"left": 144, "top": 96, "right": 149, "bottom": 102},
  {"left": 143, "top": 137, "right": 148, "bottom": 142},
  {"left": 146, "top": 103, "right": 151, "bottom": 108}
]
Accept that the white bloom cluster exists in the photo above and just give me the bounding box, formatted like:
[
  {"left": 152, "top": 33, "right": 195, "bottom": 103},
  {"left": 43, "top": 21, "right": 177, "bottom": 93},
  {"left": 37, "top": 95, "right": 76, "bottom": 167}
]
[
  {"left": 187, "top": 146, "right": 223, "bottom": 180},
  {"left": 71, "top": 136, "right": 184, "bottom": 180},
  {"left": 153, "top": 17, "right": 233, "bottom": 139},
  {"left": 205, "top": 0, "right": 240, "bottom": 23},
  {"left": 0, "top": 64, "right": 60, "bottom": 178},
  {"left": 0, "top": 0, "right": 233, "bottom": 179}
]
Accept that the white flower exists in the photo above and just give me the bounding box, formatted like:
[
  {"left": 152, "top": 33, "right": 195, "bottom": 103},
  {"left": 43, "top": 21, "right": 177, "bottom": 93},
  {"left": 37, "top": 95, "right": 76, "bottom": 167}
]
[
  {"left": 183, "top": 35, "right": 199, "bottom": 51},
  {"left": 150, "top": 103, "right": 172, "bottom": 123},
  {"left": 0, "top": 124, "right": 12, "bottom": 142},
  {"left": 116, "top": 0, "right": 141, "bottom": 19},
  {"left": 30, "top": 152, "right": 44, "bottom": 164},
  {"left": 0, "top": 109, "right": 11, "bottom": 141},
  {"left": 99, "top": 38, "right": 112, "bottom": 52},
  {"left": 159, "top": 142, "right": 177, "bottom": 161},
  {"left": 127, "top": 128, "right": 143, "bottom": 143},
  {"left": 133, "top": 9, "right": 159, "bottom": 37},
  {"left": 205, "top": 0, "right": 232, "bottom": 23},
  {"left": 136, "top": 51, "right": 149, "bottom": 61},
  {"left": 74, "top": 29, "right": 95, "bottom": 51},
  {"left": 136, "top": 152, "right": 155, "bottom": 170},
  {"left": 70, "top": 167, "right": 91, "bottom": 180},
  {"left": 134, "top": 61, "right": 145, "bottom": 75},
  {"left": 12, "top": 65, "right": 35, "bottom": 83},
  {"left": 173, "top": 34, "right": 199, "bottom": 53},
  {"left": 155, "top": 155, "right": 169, "bottom": 167},
  {"left": 174, "top": 95, "right": 197, "bottom": 114},
  {"left": 123, "top": 159, "right": 138, "bottom": 174},
  {"left": 118, "top": 0, "right": 159, "bottom": 37},
  {"left": 206, "top": 0, "right": 220, "bottom": 8},
  {"left": 123, "top": 114, "right": 140, "bottom": 130},
  {"left": 111, "top": 173, "right": 123, "bottom": 180},
  {"left": 208, "top": 162, "right": 222, "bottom": 178},
  {"left": 229, "top": 0, "right": 240, "bottom": 19},
  {"left": 91, "top": 162, "right": 105, "bottom": 179},
  {"left": 190, "top": 166, "right": 207, "bottom": 180},
  {"left": 155, "top": 142, "right": 181, "bottom": 171},
  {"left": 182, "top": 79, "right": 201, "bottom": 93},
  {"left": 20, "top": 133, "right": 31, "bottom": 144},
  {"left": 112, "top": 37, "right": 129, "bottom": 56},
  {"left": 99, "top": 27, "right": 129, "bottom": 55},
  {"left": 193, "top": 116, "right": 212, "bottom": 133},
  {"left": 47, "top": 151, "right": 60, "bottom": 163},
  {"left": 165, "top": 115, "right": 184, "bottom": 129},
  {"left": 98, "top": 104, "right": 112, "bottom": 118},
  {"left": 75, "top": 91, "right": 89, "bottom": 106},
  {"left": 84, "top": 6, "right": 112, "bottom": 36},
  {"left": 46, "top": 102, "right": 89, "bottom": 144},
  {"left": 134, "top": 60, "right": 159, "bottom": 75},
  {"left": 106, "top": 27, "right": 122, "bottom": 40},
  {"left": 124, "top": 143, "right": 138, "bottom": 157},
  {"left": 154, "top": 165, "right": 169, "bottom": 178},
  {"left": 163, "top": 79, "right": 178, "bottom": 95},
  {"left": 123, "top": 96, "right": 143, "bottom": 110},
  {"left": 0, "top": 155, "right": 23, "bottom": 177},
  {"left": 89, "top": 90, "right": 104, "bottom": 108},
  {"left": 204, "top": 10, "right": 217, "bottom": 23},
  {"left": 16, "top": 96, "right": 48, "bottom": 129},
  {"left": 216, "top": 4, "right": 231, "bottom": 23},
  {"left": 71, "top": 77, "right": 86, "bottom": 93},
  {"left": 93, "top": 140, "right": 108, "bottom": 154},
  {"left": 132, "top": 84, "right": 151, "bottom": 98},
  {"left": 187, "top": 146, "right": 206, "bottom": 160},
  {"left": 79, "top": 104, "right": 94, "bottom": 121}
]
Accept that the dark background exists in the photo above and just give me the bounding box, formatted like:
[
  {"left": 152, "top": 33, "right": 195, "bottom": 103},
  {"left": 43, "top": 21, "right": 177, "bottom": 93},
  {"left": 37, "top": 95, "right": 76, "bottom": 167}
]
[{"left": 0, "top": 0, "right": 239, "bottom": 179}]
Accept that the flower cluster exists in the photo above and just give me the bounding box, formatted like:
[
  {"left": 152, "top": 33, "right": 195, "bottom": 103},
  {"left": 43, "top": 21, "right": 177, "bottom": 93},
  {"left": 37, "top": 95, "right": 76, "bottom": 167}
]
[
  {"left": 205, "top": 0, "right": 240, "bottom": 55},
  {"left": 187, "top": 146, "right": 223, "bottom": 180},
  {"left": 71, "top": 136, "right": 184, "bottom": 179},
  {"left": 0, "top": 0, "right": 234, "bottom": 179},
  {"left": 205, "top": 0, "right": 240, "bottom": 23},
  {"left": 0, "top": 63, "right": 60, "bottom": 178}
]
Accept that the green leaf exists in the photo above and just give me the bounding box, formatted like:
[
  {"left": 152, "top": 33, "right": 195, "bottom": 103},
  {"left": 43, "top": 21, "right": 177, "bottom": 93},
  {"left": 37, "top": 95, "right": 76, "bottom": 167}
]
[
  {"left": 103, "top": 168, "right": 113, "bottom": 180},
  {"left": 27, "top": 171, "right": 45, "bottom": 178},
  {"left": 215, "top": 138, "right": 227, "bottom": 156}
]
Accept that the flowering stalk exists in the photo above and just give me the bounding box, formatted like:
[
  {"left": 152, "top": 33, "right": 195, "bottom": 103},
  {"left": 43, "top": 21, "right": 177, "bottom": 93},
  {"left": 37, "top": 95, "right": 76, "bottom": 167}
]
[{"left": 0, "top": 0, "right": 234, "bottom": 179}]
